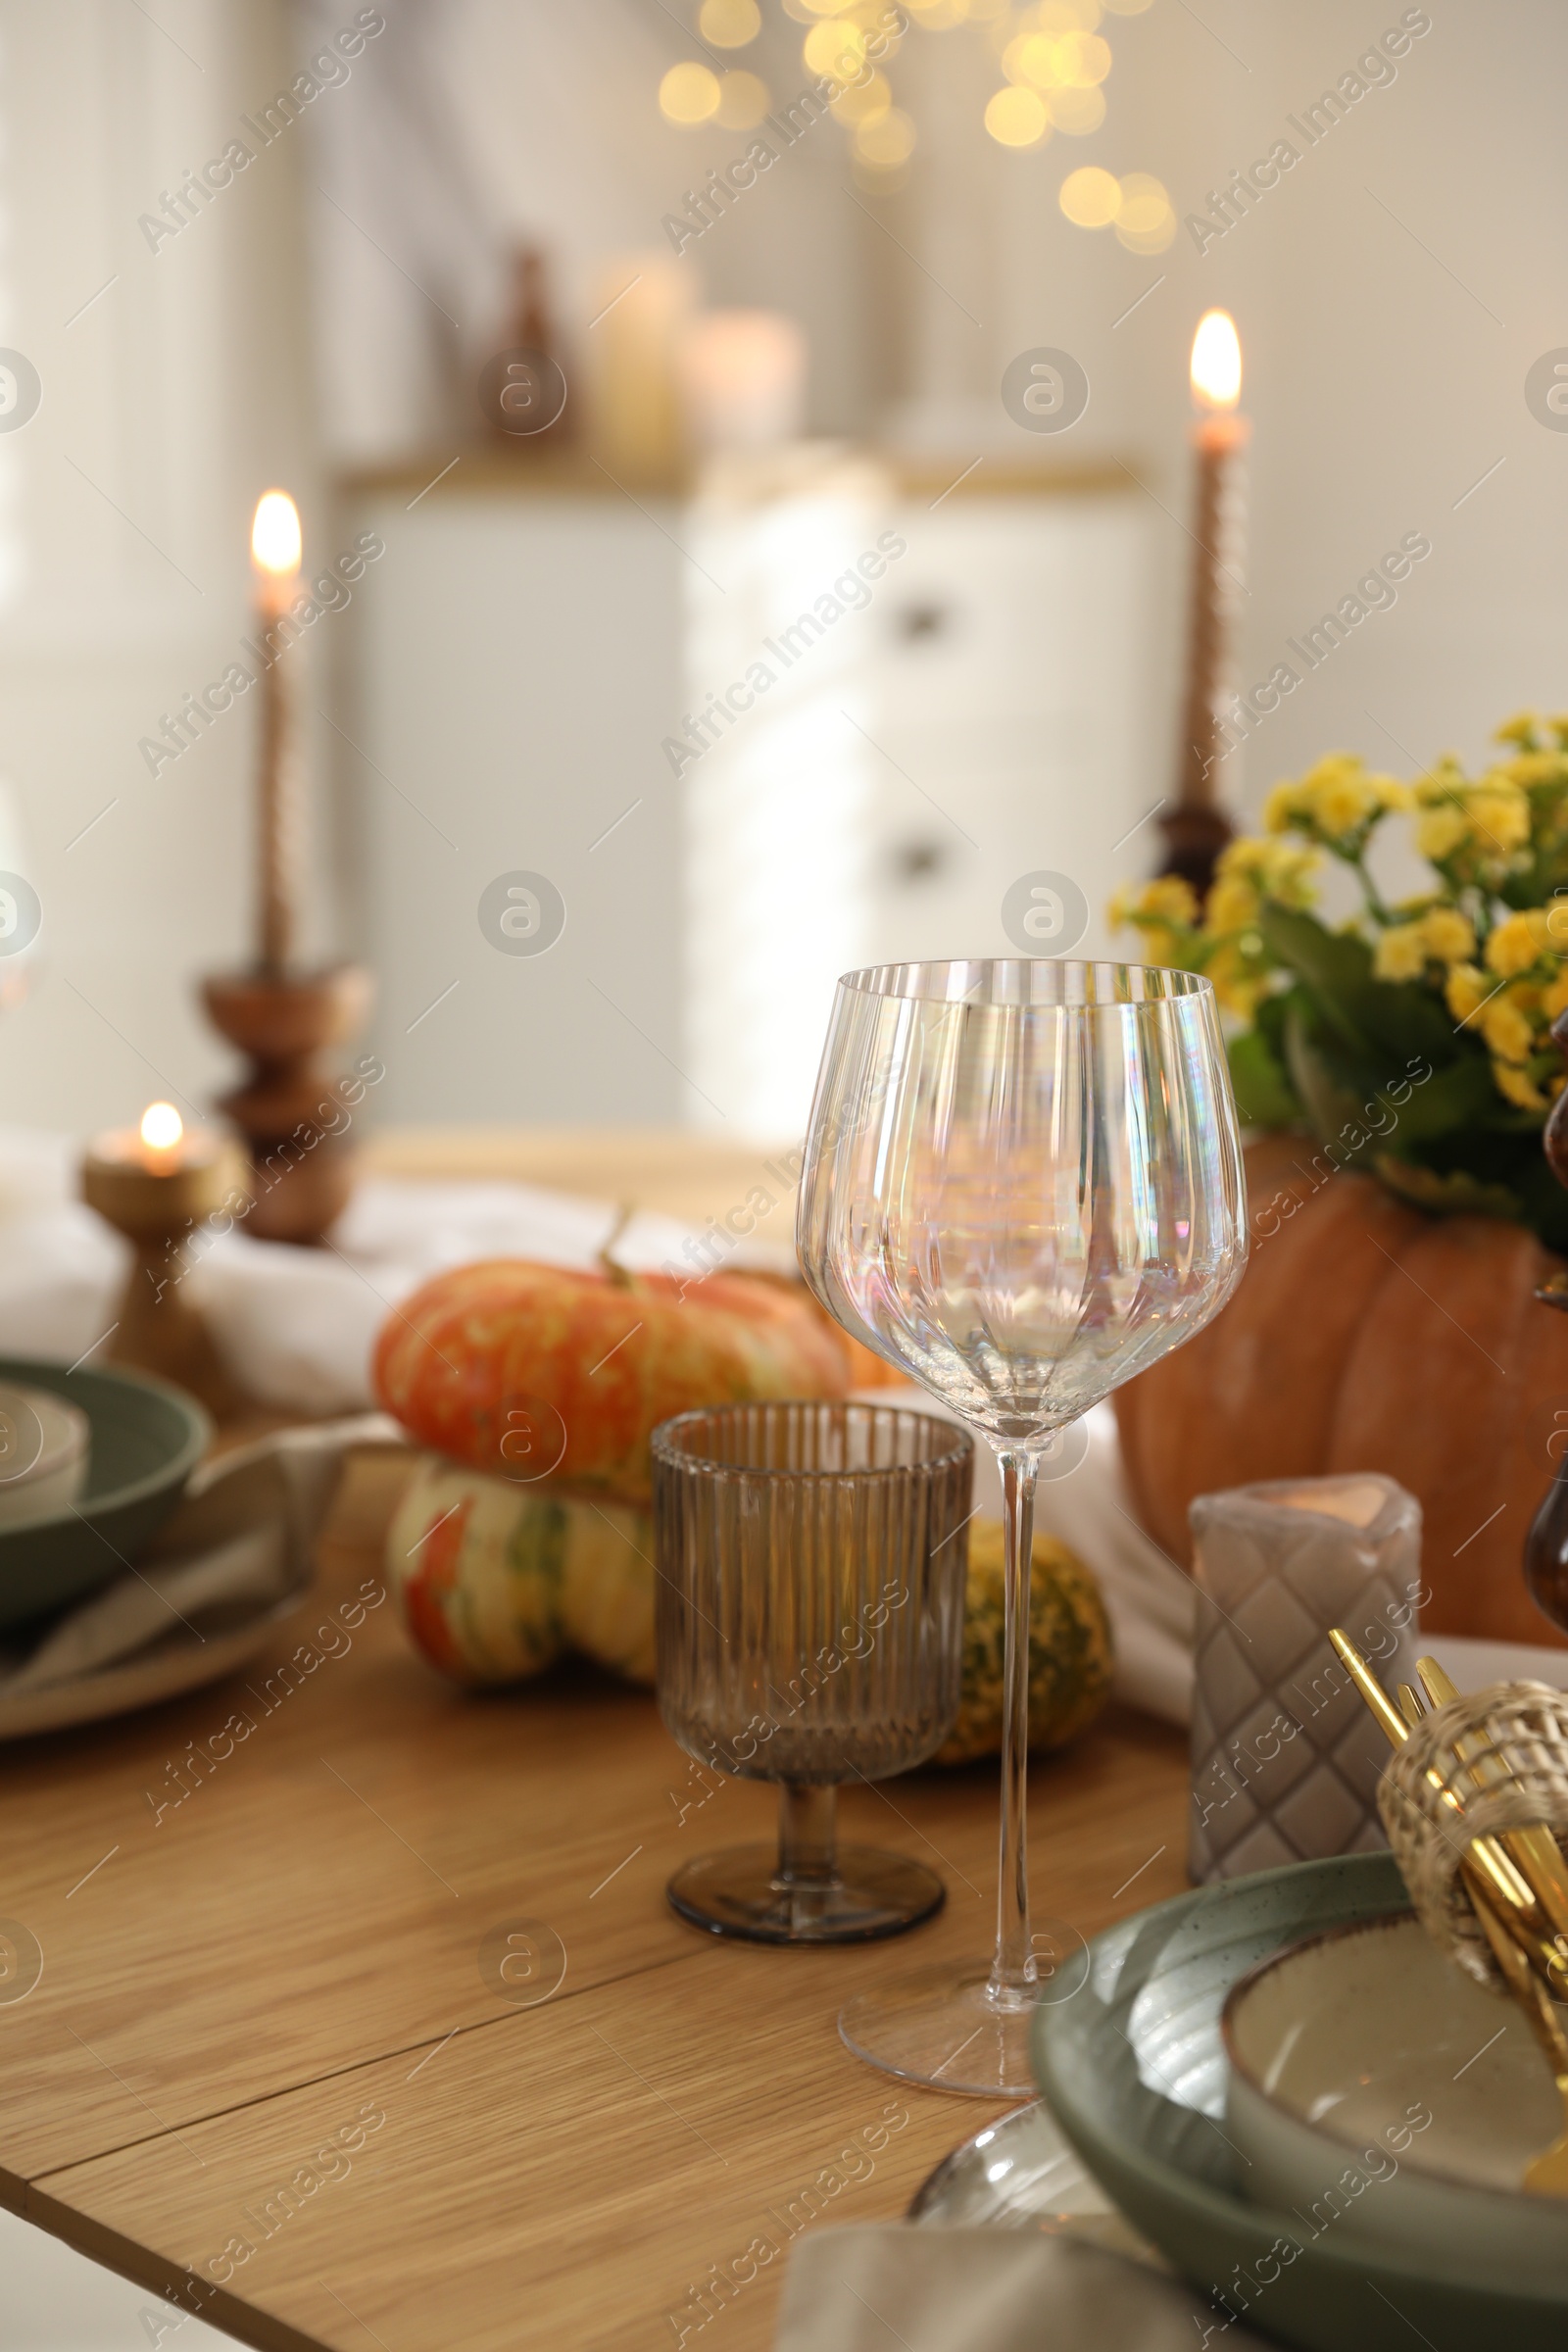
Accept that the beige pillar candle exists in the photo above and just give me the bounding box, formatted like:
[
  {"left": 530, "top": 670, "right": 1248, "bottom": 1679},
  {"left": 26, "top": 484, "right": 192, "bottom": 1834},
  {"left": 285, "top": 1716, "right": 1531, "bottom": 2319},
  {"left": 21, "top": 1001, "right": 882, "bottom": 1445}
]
[
  {"left": 584, "top": 255, "right": 695, "bottom": 486},
  {"left": 678, "top": 310, "right": 806, "bottom": 451},
  {"left": 1188, "top": 1474, "right": 1423, "bottom": 1884}
]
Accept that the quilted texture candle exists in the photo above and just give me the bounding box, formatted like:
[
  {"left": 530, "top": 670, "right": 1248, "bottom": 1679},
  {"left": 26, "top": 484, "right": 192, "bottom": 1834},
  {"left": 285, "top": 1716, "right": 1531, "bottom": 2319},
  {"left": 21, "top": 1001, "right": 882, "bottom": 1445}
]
[{"left": 1188, "top": 1474, "right": 1423, "bottom": 1883}]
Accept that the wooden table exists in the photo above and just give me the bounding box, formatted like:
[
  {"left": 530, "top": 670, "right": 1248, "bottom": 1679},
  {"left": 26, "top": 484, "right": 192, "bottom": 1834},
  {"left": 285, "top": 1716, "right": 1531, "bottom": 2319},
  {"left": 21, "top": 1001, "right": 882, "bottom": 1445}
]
[{"left": 0, "top": 1132, "right": 1191, "bottom": 2352}]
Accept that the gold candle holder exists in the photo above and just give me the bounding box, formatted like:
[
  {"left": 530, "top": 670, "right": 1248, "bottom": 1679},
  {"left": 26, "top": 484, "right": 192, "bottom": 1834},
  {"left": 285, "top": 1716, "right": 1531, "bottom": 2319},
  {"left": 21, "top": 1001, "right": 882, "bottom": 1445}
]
[{"left": 81, "top": 1105, "right": 249, "bottom": 1417}]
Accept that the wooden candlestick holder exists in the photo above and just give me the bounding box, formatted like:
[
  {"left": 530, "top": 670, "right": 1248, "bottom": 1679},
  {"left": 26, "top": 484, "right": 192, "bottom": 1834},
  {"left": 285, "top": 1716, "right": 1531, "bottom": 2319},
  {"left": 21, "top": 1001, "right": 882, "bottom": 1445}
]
[
  {"left": 202, "top": 964, "right": 373, "bottom": 1246},
  {"left": 82, "top": 1142, "right": 249, "bottom": 1418}
]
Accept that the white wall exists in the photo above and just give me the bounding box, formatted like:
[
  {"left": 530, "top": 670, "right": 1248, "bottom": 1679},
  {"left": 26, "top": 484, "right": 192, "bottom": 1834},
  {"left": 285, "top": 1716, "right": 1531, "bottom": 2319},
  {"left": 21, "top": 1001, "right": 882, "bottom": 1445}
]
[
  {"left": 891, "top": 0, "right": 1568, "bottom": 829},
  {"left": 0, "top": 0, "right": 316, "bottom": 1136},
  {"left": 0, "top": 0, "right": 1562, "bottom": 1137}
]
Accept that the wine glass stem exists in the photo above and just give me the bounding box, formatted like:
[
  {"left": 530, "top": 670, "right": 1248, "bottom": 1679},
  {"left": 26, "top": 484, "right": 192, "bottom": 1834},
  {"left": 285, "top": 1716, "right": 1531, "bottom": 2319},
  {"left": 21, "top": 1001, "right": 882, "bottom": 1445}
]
[
  {"left": 777, "top": 1782, "right": 838, "bottom": 1890},
  {"left": 991, "top": 1448, "right": 1038, "bottom": 2007}
]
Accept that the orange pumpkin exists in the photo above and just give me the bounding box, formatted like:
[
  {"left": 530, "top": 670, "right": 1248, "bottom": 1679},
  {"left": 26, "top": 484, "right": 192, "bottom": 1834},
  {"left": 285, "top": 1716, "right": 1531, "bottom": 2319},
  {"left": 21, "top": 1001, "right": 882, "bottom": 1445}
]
[
  {"left": 1114, "top": 1135, "right": 1568, "bottom": 1647},
  {"left": 373, "top": 1259, "right": 849, "bottom": 1507}
]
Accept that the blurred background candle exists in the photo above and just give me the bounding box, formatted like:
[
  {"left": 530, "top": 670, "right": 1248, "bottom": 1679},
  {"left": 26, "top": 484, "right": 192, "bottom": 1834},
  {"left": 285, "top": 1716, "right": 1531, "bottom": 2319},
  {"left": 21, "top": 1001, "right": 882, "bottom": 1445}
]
[
  {"left": 250, "top": 489, "right": 304, "bottom": 976},
  {"left": 1160, "top": 310, "right": 1249, "bottom": 897},
  {"left": 1187, "top": 1474, "right": 1422, "bottom": 1885},
  {"left": 678, "top": 311, "right": 807, "bottom": 453},
  {"left": 583, "top": 254, "right": 695, "bottom": 485}
]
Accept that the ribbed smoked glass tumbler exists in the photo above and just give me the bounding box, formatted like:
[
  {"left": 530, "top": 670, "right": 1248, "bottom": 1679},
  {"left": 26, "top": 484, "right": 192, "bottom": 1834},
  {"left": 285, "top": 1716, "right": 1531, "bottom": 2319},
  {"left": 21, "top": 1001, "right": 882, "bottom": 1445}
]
[
  {"left": 654, "top": 1399, "right": 973, "bottom": 1944},
  {"left": 798, "top": 960, "right": 1247, "bottom": 2091}
]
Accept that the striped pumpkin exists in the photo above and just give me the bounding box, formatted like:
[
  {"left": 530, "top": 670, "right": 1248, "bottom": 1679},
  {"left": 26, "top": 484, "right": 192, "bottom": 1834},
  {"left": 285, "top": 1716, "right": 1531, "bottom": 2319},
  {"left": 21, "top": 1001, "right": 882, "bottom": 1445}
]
[
  {"left": 388, "top": 1458, "right": 652, "bottom": 1685},
  {"left": 388, "top": 1461, "right": 1113, "bottom": 1768},
  {"left": 374, "top": 1259, "right": 849, "bottom": 1510}
]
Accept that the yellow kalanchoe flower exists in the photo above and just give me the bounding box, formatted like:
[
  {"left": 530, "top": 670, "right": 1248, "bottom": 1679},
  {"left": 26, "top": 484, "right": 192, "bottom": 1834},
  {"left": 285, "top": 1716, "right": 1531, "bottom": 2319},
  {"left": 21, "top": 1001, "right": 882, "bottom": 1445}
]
[
  {"left": 1481, "top": 993, "right": 1538, "bottom": 1065},
  {"left": 1485, "top": 908, "right": 1552, "bottom": 977},
  {"left": 1416, "top": 803, "right": 1467, "bottom": 860},
  {"left": 1213, "top": 835, "right": 1320, "bottom": 904},
  {"left": 1107, "top": 874, "right": 1200, "bottom": 970},
  {"left": 1372, "top": 923, "right": 1427, "bottom": 982},
  {"left": 1501, "top": 752, "right": 1563, "bottom": 787},
  {"left": 1494, "top": 1060, "right": 1548, "bottom": 1111},
  {"left": 1264, "top": 755, "right": 1406, "bottom": 846},
  {"left": 1468, "top": 780, "right": 1532, "bottom": 850},
  {"left": 1446, "top": 963, "right": 1490, "bottom": 1027},
  {"left": 1419, "top": 906, "right": 1475, "bottom": 964},
  {"left": 1494, "top": 710, "right": 1542, "bottom": 750},
  {"left": 1108, "top": 875, "right": 1198, "bottom": 932},
  {"left": 1372, "top": 904, "right": 1476, "bottom": 982},
  {"left": 1542, "top": 964, "right": 1568, "bottom": 1023}
]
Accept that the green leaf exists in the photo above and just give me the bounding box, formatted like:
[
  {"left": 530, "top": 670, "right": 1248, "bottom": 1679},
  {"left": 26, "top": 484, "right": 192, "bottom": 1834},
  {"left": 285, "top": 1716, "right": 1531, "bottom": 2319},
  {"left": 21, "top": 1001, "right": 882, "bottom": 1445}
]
[
  {"left": 1283, "top": 1005, "right": 1381, "bottom": 1166},
  {"left": 1256, "top": 903, "right": 1455, "bottom": 1069},
  {"left": 1380, "top": 1051, "right": 1502, "bottom": 1144},
  {"left": 1256, "top": 905, "right": 1379, "bottom": 1056},
  {"left": 1228, "top": 1027, "right": 1302, "bottom": 1129}
]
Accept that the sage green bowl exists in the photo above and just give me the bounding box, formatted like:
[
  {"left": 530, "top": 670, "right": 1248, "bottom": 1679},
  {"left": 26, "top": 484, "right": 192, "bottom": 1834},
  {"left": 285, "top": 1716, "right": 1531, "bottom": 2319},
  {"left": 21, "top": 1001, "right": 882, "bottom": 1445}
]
[
  {"left": 1033, "top": 1852, "right": 1568, "bottom": 2352},
  {"left": 0, "top": 1356, "right": 210, "bottom": 1630}
]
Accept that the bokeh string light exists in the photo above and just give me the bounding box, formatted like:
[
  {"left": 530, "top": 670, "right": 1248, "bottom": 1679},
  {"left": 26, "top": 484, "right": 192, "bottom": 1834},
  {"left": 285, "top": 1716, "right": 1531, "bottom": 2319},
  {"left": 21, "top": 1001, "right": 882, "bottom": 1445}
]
[{"left": 658, "top": 0, "right": 1168, "bottom": 224}]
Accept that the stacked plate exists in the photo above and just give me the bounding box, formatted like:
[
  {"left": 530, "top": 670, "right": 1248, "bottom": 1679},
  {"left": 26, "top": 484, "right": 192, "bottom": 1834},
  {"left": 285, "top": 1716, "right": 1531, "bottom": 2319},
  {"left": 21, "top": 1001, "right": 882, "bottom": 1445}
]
[{"left": 913, "top": 1852, "right": 1568, "bottom": 2352}]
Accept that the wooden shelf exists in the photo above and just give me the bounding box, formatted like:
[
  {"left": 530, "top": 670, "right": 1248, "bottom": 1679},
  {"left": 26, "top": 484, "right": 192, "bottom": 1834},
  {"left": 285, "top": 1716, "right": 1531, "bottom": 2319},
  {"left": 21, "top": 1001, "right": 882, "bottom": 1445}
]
[{"left": 341, "top": 446, "right": 1141, "bottom": 507}]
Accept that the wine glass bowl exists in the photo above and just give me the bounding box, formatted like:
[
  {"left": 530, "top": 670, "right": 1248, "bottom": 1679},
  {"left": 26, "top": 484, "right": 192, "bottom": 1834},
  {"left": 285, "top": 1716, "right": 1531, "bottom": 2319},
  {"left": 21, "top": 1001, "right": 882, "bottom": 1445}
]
[
  {"left": 798, "top": 958, "right": 1247, "bottom": 2088},
  {"left": 799, "top": 959, "right": 1247, "bottom": 1451}
]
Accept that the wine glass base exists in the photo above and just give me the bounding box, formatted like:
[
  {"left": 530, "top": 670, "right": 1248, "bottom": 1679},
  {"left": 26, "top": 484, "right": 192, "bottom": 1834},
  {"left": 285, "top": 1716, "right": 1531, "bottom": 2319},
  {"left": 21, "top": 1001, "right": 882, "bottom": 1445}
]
[
  {"left": 666, "top": 1844, "right": 946, "bottom": 1945},
  {"left": 839, "top": 1960, "right": 1039, "bottom": 2095}
]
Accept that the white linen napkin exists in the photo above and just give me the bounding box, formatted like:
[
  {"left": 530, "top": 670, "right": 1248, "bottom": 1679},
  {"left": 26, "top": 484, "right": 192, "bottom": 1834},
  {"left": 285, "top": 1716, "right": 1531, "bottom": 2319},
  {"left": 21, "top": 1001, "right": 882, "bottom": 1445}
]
[
  {"left": 0, "top": 1415, "right": 400, "bottom": 1693},
  {"left": 774, "top": 2227, "right": 1269, "bottom": 2351},
  {"left": 0, "top": 1126, "right": 707, "bottom": 1413}
]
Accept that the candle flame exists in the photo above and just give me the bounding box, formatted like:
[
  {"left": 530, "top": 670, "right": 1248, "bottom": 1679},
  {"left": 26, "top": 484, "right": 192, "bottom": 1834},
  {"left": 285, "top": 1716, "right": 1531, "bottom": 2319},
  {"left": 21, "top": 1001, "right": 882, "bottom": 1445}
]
[
  {"left": 140, "top": 1102, "right": 183, "bottom": 1152},
  {"left": 251, "top": 490, "right": 302, "bottom": 577},
  {"left": 1190, "top": 310, "right": 1242, "bottom": 411}
]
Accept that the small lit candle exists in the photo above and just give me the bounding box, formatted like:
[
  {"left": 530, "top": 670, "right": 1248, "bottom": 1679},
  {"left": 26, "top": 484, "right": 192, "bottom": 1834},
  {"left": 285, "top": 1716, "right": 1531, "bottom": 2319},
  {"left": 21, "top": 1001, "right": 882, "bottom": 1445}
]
[
  {"left": 250, "top": 490, "right": 304, "bottom": 976},
  {"left": 137, "top": 1100, "right": 186, "bottom": 1171},
  {"left": 1163, "top": 310, "right": 1249, "bottom": 896},
  {"left": 81, "top": 1108, "right": 248, "bottom": 1411},
  {"left": 84, "top": 1103, "right": 237, "bottom": 1204}
]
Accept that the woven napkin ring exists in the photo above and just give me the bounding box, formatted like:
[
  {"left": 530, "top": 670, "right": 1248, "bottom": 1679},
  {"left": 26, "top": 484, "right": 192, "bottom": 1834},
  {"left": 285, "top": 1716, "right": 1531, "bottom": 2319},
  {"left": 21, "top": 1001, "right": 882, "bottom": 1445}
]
[{"left": 1377, "top": 1679, "right": 1568, "bottom": 1993}]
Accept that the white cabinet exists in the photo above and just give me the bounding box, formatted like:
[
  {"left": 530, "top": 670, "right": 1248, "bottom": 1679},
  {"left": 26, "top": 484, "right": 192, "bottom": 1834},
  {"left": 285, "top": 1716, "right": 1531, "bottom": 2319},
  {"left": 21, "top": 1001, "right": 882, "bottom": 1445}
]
[
  {"left": 862, "top": 489, "right": 1152, "bottom": 973},
  {"left": 344, "top": 462, "right": 1152, "bottom": 1136},
  {"left": 343, "top": 474, "right": 685, "bottom": 1127}
]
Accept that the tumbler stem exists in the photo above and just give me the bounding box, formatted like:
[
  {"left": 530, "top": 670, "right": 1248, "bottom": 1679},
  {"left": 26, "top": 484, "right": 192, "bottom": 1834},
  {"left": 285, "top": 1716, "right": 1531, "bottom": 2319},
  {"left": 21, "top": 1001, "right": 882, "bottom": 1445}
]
[
  {"left": 777, "top": 1782, "right": 838, "bottom": 1891},
  {"left": 990, "top": 1448, "right": 1037, "bottom": 2009}
]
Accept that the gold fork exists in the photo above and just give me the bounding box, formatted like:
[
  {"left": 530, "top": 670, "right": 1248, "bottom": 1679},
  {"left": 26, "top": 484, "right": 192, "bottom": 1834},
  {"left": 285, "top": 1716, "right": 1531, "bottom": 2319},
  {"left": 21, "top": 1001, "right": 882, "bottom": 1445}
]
[
  {"left": 1414, "top": 1654, "right": 1568, "bottom": 1953},
  {"left": 1396, "top": 1679, "right": 1568, "bottom": 2197},
  {"left": 1329, "top": 1630, "right": 1560, "bottom": 1978}
]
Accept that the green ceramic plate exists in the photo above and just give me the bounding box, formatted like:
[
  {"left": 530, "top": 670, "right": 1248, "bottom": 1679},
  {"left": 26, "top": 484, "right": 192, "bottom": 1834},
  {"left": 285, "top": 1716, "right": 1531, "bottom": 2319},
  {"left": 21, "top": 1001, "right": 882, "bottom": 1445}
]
[
  {"left": 0, "top": 1356, "right": 210, "bottom": 1631},
  {"left": 1033, "top": 1851, "right": 1568, "bottom": 2352}
]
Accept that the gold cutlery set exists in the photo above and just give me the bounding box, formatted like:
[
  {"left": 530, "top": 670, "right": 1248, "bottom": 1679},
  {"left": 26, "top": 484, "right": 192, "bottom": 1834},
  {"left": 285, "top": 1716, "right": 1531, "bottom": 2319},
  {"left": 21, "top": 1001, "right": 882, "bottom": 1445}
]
[{"left": 1330, "top": 1630, "right": 1568, "bottom": 2196}]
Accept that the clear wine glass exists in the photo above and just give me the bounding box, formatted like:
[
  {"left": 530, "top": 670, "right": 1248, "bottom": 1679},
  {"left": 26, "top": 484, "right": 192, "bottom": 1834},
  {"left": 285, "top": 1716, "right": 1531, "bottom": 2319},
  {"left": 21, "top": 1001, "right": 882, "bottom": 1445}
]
[{"left": 797, "top": 959, "right": 1247, "bottom": 2093}]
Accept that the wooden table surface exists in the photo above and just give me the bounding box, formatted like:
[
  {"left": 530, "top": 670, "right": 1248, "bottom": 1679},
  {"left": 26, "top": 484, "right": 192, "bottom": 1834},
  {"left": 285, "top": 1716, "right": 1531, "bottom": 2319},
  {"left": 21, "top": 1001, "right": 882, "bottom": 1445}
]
[{"left": 0, "top": 1130, "right": 1191, "bottom": 2352}]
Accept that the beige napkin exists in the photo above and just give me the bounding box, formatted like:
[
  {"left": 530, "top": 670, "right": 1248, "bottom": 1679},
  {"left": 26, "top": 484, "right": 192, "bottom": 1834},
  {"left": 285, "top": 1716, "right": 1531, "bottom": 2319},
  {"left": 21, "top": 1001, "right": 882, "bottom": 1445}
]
[
  {"left": 0, "top": 1414, "right": 400, "bottom": 1694},
  {"left": 775, "top": 2226, "right": 1269, "bottom": 2351}
]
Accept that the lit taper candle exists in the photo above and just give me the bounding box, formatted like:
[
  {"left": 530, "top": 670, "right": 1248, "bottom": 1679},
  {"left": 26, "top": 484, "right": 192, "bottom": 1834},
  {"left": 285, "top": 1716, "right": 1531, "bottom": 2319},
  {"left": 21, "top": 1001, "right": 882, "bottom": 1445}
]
[
  {"left": 1160, "top": 310, "right": 1248, "bottom": 897},
  {"left": 250, "top": 490, "right": 303, "bottom": 974}
]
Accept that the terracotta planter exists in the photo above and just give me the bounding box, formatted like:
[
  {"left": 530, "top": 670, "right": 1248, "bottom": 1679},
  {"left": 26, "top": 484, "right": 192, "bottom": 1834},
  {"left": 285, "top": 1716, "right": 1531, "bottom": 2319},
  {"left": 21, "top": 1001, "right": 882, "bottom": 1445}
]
[{"left": 1114, "top": 1134, "right": 1568, "bottom": 1646}]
